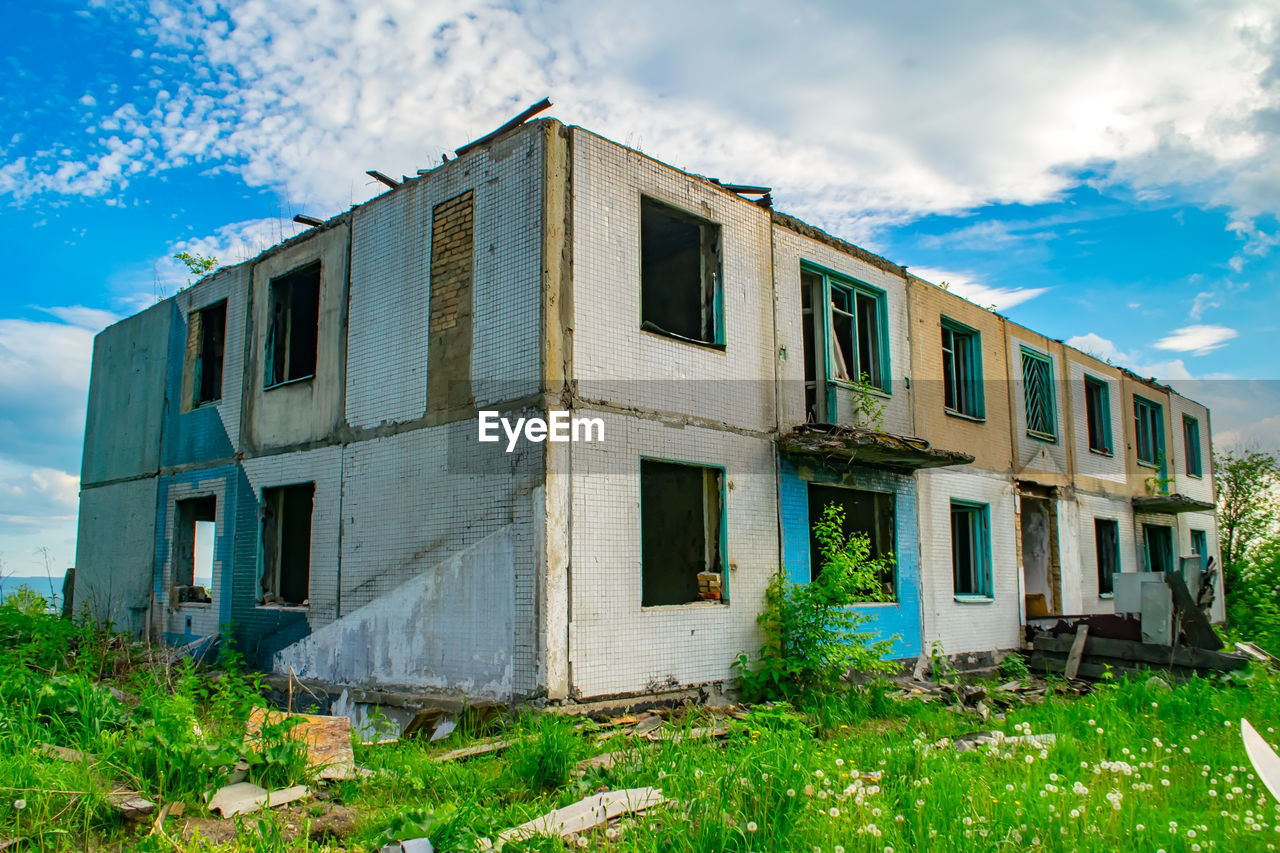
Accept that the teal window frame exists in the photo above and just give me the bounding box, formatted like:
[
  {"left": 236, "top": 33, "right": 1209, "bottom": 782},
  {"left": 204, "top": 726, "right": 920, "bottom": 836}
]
[
  {"left": 1190, "top": 528, "right": 1209, "bottom": 572},
  {"left": 1142, "top": 523, "right": 1174, "bottom": 574},
  {"left": 1020, "top": 347, "right": 1057, "bottom": 442},
  {"left": 1083, "top": 374, "right": 1113, "bottom": 455},
  {"left": 1094, "top": 517, "right": 1120, "bottom": 596},
  {"left": 802, "top": 263, "right": 892, "bottom": 396},
  {"left": 1183, "top": 414, "right": 1203, "bottom": 478},
  {"left": 951, "top": 500, "right": 993, "bottom": 600},
  {"left": 638, "top": 457, "right": 728, "bottom": 607},
  {"left": 1133, "top": 395, "right": 1165, "bottom": 469},
  {"left": 941, "top": 317, "right": 985, "bottom": 419}
]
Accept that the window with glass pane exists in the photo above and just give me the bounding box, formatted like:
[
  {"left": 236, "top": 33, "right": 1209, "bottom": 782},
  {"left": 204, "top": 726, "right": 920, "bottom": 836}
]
[
  {"left": 1021, "top": 348, "right": 1056, "bottom": 440},
  {"left": 1094, "top": 518, "right": 1119, "bottom": 595},
  {"left": 941, "top": 319, "right": 983, "bottom": 418},
  {"left": 1134, "top": 396, "right": 1164, "bottom": 466},
  {"left": 1183, "top": 415, "right": 1202, "bottom": 477},
  {"left": 1084, "top": 375, "right": 1112, "bottom": 454},
  {"left": 951, "top": 501, "right": 992, "bottom": 598}
]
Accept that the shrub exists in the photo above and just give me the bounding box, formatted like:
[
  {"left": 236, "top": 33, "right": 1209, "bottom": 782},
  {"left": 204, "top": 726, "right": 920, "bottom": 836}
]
[{"left": 505, "top": 713, "right": 579, "bottom": 792}]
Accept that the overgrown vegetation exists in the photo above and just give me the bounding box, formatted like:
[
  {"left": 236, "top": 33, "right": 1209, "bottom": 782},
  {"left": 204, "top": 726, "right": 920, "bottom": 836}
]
[
  {"left": 734, "top": 502, "right": 897, "bottom": 703},
  {"left": 1215, "top": 446, "right": 1280, "bottom": 655},
  {"left": 1, "top": 592, "right": 1280, "bottom": 850}
]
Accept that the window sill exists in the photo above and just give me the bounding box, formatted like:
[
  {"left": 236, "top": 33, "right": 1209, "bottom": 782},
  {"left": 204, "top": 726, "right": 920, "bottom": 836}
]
[
  {"left": 1088, "top": 448, "right": 1114, "bottom": 458},
  {"left": 842, "top": 600, "right": 900, "bottom": 608},
  {"left": 944, "top": 408, "right": 985, "bottom": 424},
  {"left": 828, "top": 378, "right": 891, "bottom": 398},
  {"left": 639, "top": 324, "right": 725, "bottom": 351},
  {"left": 191, "top": 398, "right": 222, "bottom": 410},
  {"left": 1186, "top": 473, "right": 1203, "bottom": 480},
  {"left": 954, "top": 595, "right": 995, "bottom": 604},
  {"left": 1098, "top": 593, "right": 1114, "bottom": 600},
  {"left": 177, "top": 601, "right": 213, "bottom": 609},
  {"left": 1026, "top": 430, "right": 1058, "bottom": 444},
  {"left": 264, "top": 374, "right": 316, "bottom": 391},
  {"left": 256, "top": 604, "right": 309, "bottom": 611},
  {"left": 641, "top": 599, "right": 730, "bottom": 611},
  {"left": 1137, "top": 459, "right": 1161, "bottom": 470}
]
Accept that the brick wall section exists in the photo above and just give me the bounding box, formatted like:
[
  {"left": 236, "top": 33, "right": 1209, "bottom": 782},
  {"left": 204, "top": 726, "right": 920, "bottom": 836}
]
[{"left": 427, "top": 190, "right": 475, "bottom": 413}]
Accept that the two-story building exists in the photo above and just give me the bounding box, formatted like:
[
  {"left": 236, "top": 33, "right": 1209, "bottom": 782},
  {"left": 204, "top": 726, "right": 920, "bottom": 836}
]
[{"left": 73, "top": 116, "right": 1223, "bottom": 703}]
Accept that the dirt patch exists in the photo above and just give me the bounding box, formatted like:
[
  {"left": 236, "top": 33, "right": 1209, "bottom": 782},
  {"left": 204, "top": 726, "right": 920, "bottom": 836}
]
[{"left": 175, "top": 802, "right": 359, "bottom": 846}]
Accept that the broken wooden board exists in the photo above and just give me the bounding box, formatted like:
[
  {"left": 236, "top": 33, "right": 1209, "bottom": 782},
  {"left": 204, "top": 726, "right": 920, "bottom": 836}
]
[
  {"left": 246, "top": 708, "right": 356, "bottom": 780},
  {"left": 207, "top": 782, "right": 309, "bottom": 818},
  {"left": 495, "top": 788, "right": 665, "bottom": 844},
  {"left": 431, "top": 738, "right": 513, "bottom": 763},
  {"left": 1243, "top": 718, "right": 1280, "bottom": 803},
  {"left": 1032, "top": 633, "right": 1247, "bottom": 674},
  {"left": 1064, "top": 624, "right": 1089, "bottom": 680},
  {"left": 38, "top": 743, "right": 90, "bottom": 763},
  {"left": 643, "top": 726, "right": 728, "bottom": 744}
]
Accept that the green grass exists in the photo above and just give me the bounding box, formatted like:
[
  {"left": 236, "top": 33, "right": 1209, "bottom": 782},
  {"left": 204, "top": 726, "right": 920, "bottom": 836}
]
[{"left": 2, "top": 593, "right": 1280, "bottom": 851}]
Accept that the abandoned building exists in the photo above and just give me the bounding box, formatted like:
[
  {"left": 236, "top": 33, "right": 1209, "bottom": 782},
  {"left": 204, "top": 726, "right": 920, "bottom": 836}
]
[{"left": 73, "top": 115, "right": 1223, "bottom": 704}]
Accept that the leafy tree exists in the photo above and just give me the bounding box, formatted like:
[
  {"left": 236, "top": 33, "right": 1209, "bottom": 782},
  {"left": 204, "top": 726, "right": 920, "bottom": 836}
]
[
  {"left": 173, "top": 251, "right": 218, "bottom": 286},
  {"left": 1214, "top": 447, "right": 1279, "bottom": 579}
]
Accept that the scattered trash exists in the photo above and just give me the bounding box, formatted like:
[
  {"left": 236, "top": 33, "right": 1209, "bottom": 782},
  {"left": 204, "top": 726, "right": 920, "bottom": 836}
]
[
  {"left": 113, "top": 796, "right": 157, "bottom": 821},
  {"left": 207, "top": 782, "right": 309, "bottom": 818},
  {"left": 939, "top": 730, "right": 1058, "bottom": 753},
  {"left": 432, "top": 738, "right": 513, "bottom": 763},
  {"left": 1237, "top": 641, "right": 1278, "bottom": 664},
  {"left": 495, "top": 787, "right": 666, "bottom": 845},
  {"left": 38, "top": 743, "right": 89, "bottom": 763},
  {"left": 246, "top": 708, "right": 357, "bottom": 780},
  {"left": 892, "top": 678, "right": 1055, "bottom": 715},
  {"left": 643, "top": 725, "right": 728, "bottom": 744},
  {"left": 1242, "top": 718, "right": 1280, "bottom": 803},
  {"left": 430, "top": 718, "right": 458, "bottom": 742}
]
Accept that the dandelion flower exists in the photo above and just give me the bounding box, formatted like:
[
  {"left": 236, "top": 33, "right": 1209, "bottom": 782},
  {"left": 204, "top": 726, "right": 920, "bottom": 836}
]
[
  {"left": 746, "top": 821, "right": 757, "bottom": 833},
  {"left": 829, "top": 807, "right": 840, "bottom": 818}
]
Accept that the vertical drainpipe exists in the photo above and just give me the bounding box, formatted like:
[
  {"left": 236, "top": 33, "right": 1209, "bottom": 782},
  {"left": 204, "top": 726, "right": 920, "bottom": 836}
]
[
  {"left": 901, "top": 273, "right": 925, "bottom": 656},
  {"left": 767, "top": 210, "right": 787, "bottom": 612}
]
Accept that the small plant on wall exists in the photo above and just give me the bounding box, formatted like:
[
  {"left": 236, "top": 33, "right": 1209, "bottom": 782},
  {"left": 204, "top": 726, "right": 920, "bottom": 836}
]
[
  {"left": 734, "top": 503, "right": 897, "bottom": 702},
  {"left": 850, "top": 374, "right": 886, "bottom": 432}
]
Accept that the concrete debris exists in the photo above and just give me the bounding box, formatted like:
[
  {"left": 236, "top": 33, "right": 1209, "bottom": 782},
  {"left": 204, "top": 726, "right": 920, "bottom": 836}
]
[
  {"left": 892, "top": 678, "right": 1054, "bottom": 715},
  {"left": 114, "top": 796, "right": 157, "bottom": 821},
  {"left": 38, "top": 743, "right": 90, "bottom": 763},
  {"left": 643, "top": 725, "right": 729, "bottom": 744},
  {"left": 207, "top": 782, "right": 309, "bottom": 818},
  {"left": 381, "top": 840, "right": 435, "bottom": 853},
  {"left": 430, "top": 718, "right": 458, "bottom": 742},
  {"left": 247, "top": 708, "right": 357, "bottom": 780},
  {"left": 494, "top": 787, "right": 665, "bottom": 845},
  {"left": 432, "top": 738, "right": 513, "bottom": 763},
  {"left": 938, "top": 731, "right": 1058, "bottom": 753}
]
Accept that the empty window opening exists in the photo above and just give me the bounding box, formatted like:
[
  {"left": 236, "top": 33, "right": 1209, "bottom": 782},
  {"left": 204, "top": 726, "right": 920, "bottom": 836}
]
[
  {"left": 941, "top": 319, "right": 983, "bottom": 418},
  {"left": 640, "top": 459, "right": 724, "bottom": 606},
  {"left": 1020, "top": 495, "right": 1061, "bottom": 616},
  {"left": 1084, "top": 375, "right": 1112, "bottom": 454},
  {"left": 174, "top": 496, "right": 215, "bottom": 604},
  {"left": 1190, "top": 528, "right": 1209, "bottom": 573},
  {"left": 265, "top": 263, "right": 320, "bottom": 388},
  {"left": 801, "top": 271, "right": 823, "bottom": 422},
  {"left": 1133, "top": 395, "right": 1164, "bottom": 467},
  {"left": 639, "top": 198, "right": 722, "bottom": 345},
  {"left": 1021, "top": 347, "right": 1056, "bottom": 440},
  {"left": 951, "top": 501, "right": 992, "bottom": 598},
  {"left": 260, "top": 483, "right": 314, "bottom": 606},
  {"left": 807, "top": 484, "right": 896, "bottom": 599},
  {"left": 1183, "top": 414, "right": 1202, "bottom": 477},
  {"left": 1143, "top": 523, "right": 1174, "bottom": 574},
  {"left": 192, "top": 301, "right": 226, "bottom": 406},
  {"left": 1094, "top": 518, "right": 1119, "bottom": 596}
]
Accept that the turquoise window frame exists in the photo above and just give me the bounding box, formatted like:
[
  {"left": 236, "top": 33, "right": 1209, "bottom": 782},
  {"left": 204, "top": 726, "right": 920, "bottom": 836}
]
[
  {"left": 1020, "top": 346, "right": 1057, "bottom": 442},
  {"left": 1183, "top": 414, "right": 1203, "bottom": 478},
  {"left": 1083, "top": 374, "right": 1113, "bottom": 455},
  {"left": 940, "top": 316, "right": 985, "bottom": 419},
  {"left": 1142, "top": 523, "right": 1174, "bottom": 574},
  {"left": 1190, "top": 528, "right": 1209, "bottom": 572},
  {"left": 951, "top": 500, "right": 993, "bottom": 600},
  {"left": 802, "top": 262, "right": 892, "bottom": 400},
  {"left": 1133, "top": 394, "right": 1165, "bottom": 472},
  {"left": 638, "top": 456, "right": 728, "bottom": 606}
]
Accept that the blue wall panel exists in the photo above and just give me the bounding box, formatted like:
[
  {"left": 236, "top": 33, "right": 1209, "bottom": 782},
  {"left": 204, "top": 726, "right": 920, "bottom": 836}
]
[{"left": 778, "top": 457, "right": 923, "bottom": 659}]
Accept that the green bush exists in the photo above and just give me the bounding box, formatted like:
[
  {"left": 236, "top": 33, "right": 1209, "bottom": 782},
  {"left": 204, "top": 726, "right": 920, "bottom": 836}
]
[
  {"left": 735, "top": 503, "right": 898, "bottom": 703},
  {"left": 505, "top": 713, "right": 580, "bottom": 792}
]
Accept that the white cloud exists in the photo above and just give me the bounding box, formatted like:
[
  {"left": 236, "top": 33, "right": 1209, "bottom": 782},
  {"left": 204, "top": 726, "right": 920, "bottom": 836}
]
[
  {"left": 1065, "top": 332, "right": 1194, "bottom": 381},
  {"left": 911, "top": 267, "right": 1049, "bottom": 311},
  {"left": 1152, "top": 324, "right": 1239, "bottom": 355},
  {"left": 1188, "top": 290, "right": 1220, "bottom": 321},
  {"left": 3, "top": 1, "right": 1280, "bottom": 252}
]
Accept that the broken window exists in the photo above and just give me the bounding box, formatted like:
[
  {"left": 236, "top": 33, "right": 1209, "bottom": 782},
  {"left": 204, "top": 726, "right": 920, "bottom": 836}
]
[
  {"left": 639, "top": 198, "right": 722, "bottom": 345},
  {"left": 801, "top": 271, "right": 823, "bottom": 422},
  {"left": 259, "top": 483, "right": 314, "bottom": 606},
  {"left": 192, "top": 301, "right": 226, "bottom": 406},
  {"left": 265, "top": 262, "right": 320, "bottom": 388},
  {"left": 1133, "top": 395, "right": 1164, "bottom": 467},
  {"left": 1190, "top": 528, "right": 1208, "bottom": 572},
  {"left": 173, "top": 496, "right": 215, "bottom": 603},
  {"left": 803, "top": 267, "right": 889, "bottom": 394},
  {"left": 1142, "top": 523, "right": 1173, "bottom": 574},
  {"left": 640, "top": 459, "right": 724, "bottom": 606},
  {"left": 951, "top": 500, "right": 992, "bottom": 598},
  {"left": 1021, "top": 347, "right": 1056, "bottom": 441},
  {"left": 807, "top": 484, "right": 896, "bottom": 599},
  {"left": 1183, "top": 414, "right": 1202, "bottom": 477},
  {"left": 941, "top": 318, "right": 983, "bottom": 418},
  {"left": 1094, "top": 518, "right": 1119, "bottom": 596},
  {"left": 1084, "top": 375, "right": 1112, "bottom": 455}
]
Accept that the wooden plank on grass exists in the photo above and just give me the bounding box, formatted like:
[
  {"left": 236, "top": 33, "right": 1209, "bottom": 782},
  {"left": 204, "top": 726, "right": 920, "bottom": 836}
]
[{"left": 1065, "top": 624, "right": 1089, "bottom": 680}]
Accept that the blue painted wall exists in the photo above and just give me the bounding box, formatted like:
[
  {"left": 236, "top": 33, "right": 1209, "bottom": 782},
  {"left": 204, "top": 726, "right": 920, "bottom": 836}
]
[{"left": 779, "top": 457, "right": 923, "bottom": 658}]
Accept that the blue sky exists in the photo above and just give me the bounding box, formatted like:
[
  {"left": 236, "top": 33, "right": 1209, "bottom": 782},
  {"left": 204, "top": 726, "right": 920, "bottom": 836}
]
[{"left": 2, "top": 0, "right": 1279, "bottom": 578}]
